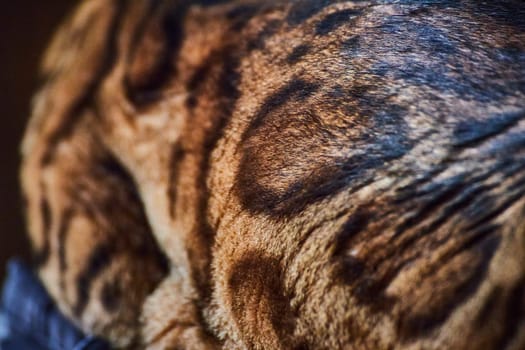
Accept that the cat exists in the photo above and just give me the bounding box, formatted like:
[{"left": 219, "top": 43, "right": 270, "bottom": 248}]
[{"left": 20, "top": 0, "right": 525, "bottom": 348}]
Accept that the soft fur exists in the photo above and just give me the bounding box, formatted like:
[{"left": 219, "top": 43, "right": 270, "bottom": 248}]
[{"left": 21, "top": 0, "right": 525, "bottom": 349}]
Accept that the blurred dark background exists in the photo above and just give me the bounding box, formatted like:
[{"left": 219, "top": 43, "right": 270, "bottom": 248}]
[{"left": 0, "top": 1, "right": 75, "bottom": 280}]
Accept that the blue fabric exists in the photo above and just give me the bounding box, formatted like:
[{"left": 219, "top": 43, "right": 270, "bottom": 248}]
[{"left": 0, "top": 259, "right": 110, "bottom": 350}]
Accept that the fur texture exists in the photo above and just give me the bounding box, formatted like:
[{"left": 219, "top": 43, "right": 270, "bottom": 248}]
[{"left": 21, "top": 0, "right": 525, "bottom": 348}]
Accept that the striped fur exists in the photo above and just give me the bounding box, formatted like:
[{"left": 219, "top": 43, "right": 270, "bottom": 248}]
[{"left": 21, "top": 0, "right": 525, "bottom": 348}]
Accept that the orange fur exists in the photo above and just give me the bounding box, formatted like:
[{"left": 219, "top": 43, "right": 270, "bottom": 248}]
[{"left": 21, "top": 0, "right": 525, "bottom": 348}]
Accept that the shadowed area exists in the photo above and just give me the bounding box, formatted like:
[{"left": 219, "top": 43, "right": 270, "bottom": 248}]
[{"left": 0, "top": 1, "right": 74, "bottom": 282}]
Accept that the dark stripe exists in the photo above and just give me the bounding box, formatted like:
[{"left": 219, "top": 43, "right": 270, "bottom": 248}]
[
  {"left": 41, "top": 0, "right": 127, "bottom": 167},
  {"left": 168, "top": 143, "right": 185, "bottom": 217},
  {"left": 126, "top": 0, "right": 162, "bottom": 67},
  {"left": 340, "top": 35, "right": 361, "bottom": 58},
  {"left": 194, "top": 52, "right": 241, "bottom": 283},
  {"left": 400, "top": 232, "right": 501, "bottom": 340},
  {"left": 226, "top": 4, "right": 261, "bottom": 31},
  {"left": 315, "top": 8, "right": 363, "bottom": 36},
  {"left": 353, "top": 164, "right": 522, "bottom": 313},
  {"left": 286, "top": 0, "right": 344, "bottom": 26},
  {"left": 240, "top": 77, "right": 413, "bottom": 216},
  {"left": 100, "top": 279, "right": 121, "bottom": 313},
  {"left": 57, "top": 208, "right": 74, "bottom": 295},
  {"left": 237, "top": 77, "right": 411, "bottom": 217},
  {"left": 41, "top": 194, "right": 52, "bottom": 236},
  {"left": 453, "top": 111, "right": 525, "bottom": 149},
  {"left": 179, "top": 47, "right": 241, "bottom": 346},
  {"left": 197, "top": 0, "right": 233, "bottom": 5},
  {"left": 394, "top": 166, "right": 448, "bottom": 200},
  {"left": 335, "top": 255, "right": 366, "bottom": 285},
  {"left": 285, "top": 206, "right": 350, "bottom": 277},
  {"left": 286, "top": 44, "right": 311, "bottom": 64},
  {"left": 94, "top": 152, "right": 169, "bottom": 315},
  {"left": 228, "top": 252, "right": 295, "bottom": 348},
  {"left": 124, "top": 1, "right": 190, "bottom": 106},
  {"left": 399, "top": 186, "right": 491, "bottom": 246},
  {"left": 73, "top": 241, "right": 115, "bottom": 317},
  {"left": 376, "top": 188, "right": 497, "bottom": 290},
  {"left": 333, "top": 209, "right": 371, "bottom": 259},
  {"left": 466, "top": 185, "right": 525, "bottom": 232},
  {"left": 381, "top": 164, "right": 515, "bottom": 272},
  {"left": 122, "top": 0, "right": 164, "bottom": 104},
  {"left": 475, "top": 286, "right": 503, "bottom": 327},
  {"left": 98, "top": 151, "right": 138, "bottom": 186},
  {"left": 331, "top": 207, "right": 397, "bottom": 309},
  {"left": 57, "top": 209, "right": 74, "bottom": 275},
  {"left": 185, "top": 60, "right": 214, "bottom": 109},
  {"left": 241, "top": 78, "right": 319, "bottom": 141},
  {"left": 34, "top": 187, "right": 52, "bottom": 267},
  {"left": 246, "top": 19, "right": 281, "bottom": 52},
  {"left": 33, "top": 243, "right": 51, "bottom": 269},
  {"left": 393, "top": 169, "right": 498, "bottom": 238},
  {"left": 496, "top": 279, "right": 525, "bottom": 349},
  {"left": 471, "top": 2, "right": 525, "bottom": 30},
  {"left": 393, "top": 176, "right": 468, "bottom": 236}
]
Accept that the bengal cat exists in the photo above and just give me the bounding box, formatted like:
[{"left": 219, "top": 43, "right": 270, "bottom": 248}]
[{"left": 20, "top": 0, "right": 525, "bottom": 349}]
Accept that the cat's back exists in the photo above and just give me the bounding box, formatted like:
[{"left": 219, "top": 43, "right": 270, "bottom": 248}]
[{"left": 20, "top": 0, "right": 525, "bottom": 349}]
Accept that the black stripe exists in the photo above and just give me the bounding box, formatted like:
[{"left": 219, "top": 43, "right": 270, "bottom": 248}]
[
  {"left": 57, "top": 208, "right": 74, "bottom": 295},
  {"left": 226, "top": 4, "right": 261, "bottom": 31},
  {"left": 122, "top": 0, "right": 164, "bottom": 104},
  {"left": 475, "top": 286, "right": 503, "bottom": 327},
  {"left": 471, "top": 2, "right": 525, "bottom": 30},
  {"left": 377, "top": 192, "right": 498, "bottom": 293},
  {"left": 197, "top": 0, "right": 233, "bottom": 5},
  {"left": 168, "top": 143, "right": 185, "bottom": 217},
  {"left": 126, "top": 0, "right": 162, "bottom": 67},
  {"left": 125, "top": 1, "right": 190, "bottom": 106},
  {"left": 286, "top": 0, "right": 344, "bottom": 26},
  {"left": 34, "top": 187, "right": 52, "bottom": 267},
  {"left": 453, "top": 111, "right": 525, "bottom": 149},
  {"left": 185, "top": 60, "right": 214, "bottom": 109},
  {"left": 246, "top": 19, "right": 281, "bottom": 52},
  {"left": 394, "top": 166, "right": 448, "bottom": 201},
  {"left": 73, "top": 241, "right": 115, "bottom": 317},
  {"left": 98, "top": 151, "right": 138, "bottom": 185},
  {"left": 403, "top": 237, "right": 497, "bottom": 337},
  {"left": 394, "top": 176, "right": 469, "bottom": 236},
  {"left": 393, "top": 169, "right": 499, "bottom": 238},
  {"left": 241, "top": 78, "right": 320, "bottom": 141},
  {"left": 237, "top": 74, "right": 412, "bottom": 217},
  {"left": 315, "top": 8, "right": 363, "bottom": 36},
  {"left": 333, "top": 209, "right": 371, "bottom": 259},
  {"left": 228, "top": 252, "right": 296, "bottom": 347},
  {"left": 57, "top": 209, "right": 74, "bottom": 275},
  {"left": 349, "top": 163, "right": 523, "bottom": 314},
  {"left": 381, "top": 163, "right": 517, "bottom": 271},
  {"left": 100, "top": 279, "right": 121, "bottom": 313},
  {"left": 286, "top": 44, "right": 311, "bottom": 64},
  {"left": 400, "top": 232, "right": 501, "bottom": 340},
  {"left": 340, "top": 35, "right": 361, "bottom": 56},
  {"left": 178, "top": 47, "right": 241, "bottom": 346},
  {"left": 194, "top": 52, "right": 241, "bottom": 284},
  {"left": 496, "top": 279, "right": 525, "bottom": 349},
  {"left": 237, "top": 92, "right": 410, "bottom": 217},
  {"left": 466, "top": 186, "right": 525, "bottom": 232}
]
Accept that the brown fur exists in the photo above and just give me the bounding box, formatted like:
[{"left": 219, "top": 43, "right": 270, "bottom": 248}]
[{"left": 21, "top": 0, "right": 525, "bottom": 348}]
